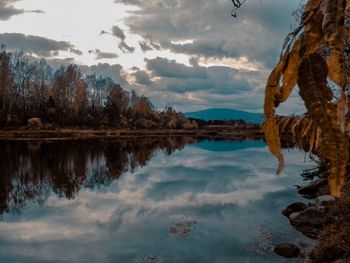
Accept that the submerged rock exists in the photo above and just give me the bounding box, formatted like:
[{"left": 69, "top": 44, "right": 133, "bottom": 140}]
[
  {"left": 274, "top": 243, "right": 301, "bottom": 258},
  {"left": 282, "top": 202, "right": 308, "bottom": 217}
]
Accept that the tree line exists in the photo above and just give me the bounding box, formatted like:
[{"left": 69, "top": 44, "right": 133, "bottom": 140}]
[{"left": 0, "top": 48, "right": 197, "bottom": 129}]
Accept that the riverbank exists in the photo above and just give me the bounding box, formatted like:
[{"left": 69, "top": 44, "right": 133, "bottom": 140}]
[
  {"left": 275, "top": 169, "right": 350, "bottom": 262},
  {"left": 0, "top": 128, "right": 263, "bottom": 140},
  {"left": 308, "top": 183, "right": 350, "bottom": 262}
]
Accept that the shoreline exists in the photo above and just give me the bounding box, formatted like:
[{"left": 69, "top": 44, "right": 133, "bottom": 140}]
[
  {"left": 275, "top": 170, "right": 350, "bottom": 262},
  {"left": 0, "top": 128, "right": 263, "bottom": 140}
]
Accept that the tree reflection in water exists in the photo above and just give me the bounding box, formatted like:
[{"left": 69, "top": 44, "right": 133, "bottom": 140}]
[{"left": 0, "top": 137, "right": 197, "bottom": 215}]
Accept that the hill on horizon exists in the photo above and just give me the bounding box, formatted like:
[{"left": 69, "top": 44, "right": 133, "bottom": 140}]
[{"left": 185, "top": 108, "right": 263, "bottom": 124}]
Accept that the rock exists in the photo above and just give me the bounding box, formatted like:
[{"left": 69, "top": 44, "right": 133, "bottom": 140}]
[
  {"left": 298, "top": 179, "right": 327, "bottom": 199},
  {"left": 290, "top": 207, "right": 329, "bottom": 227},
  {"left": 282, "top": 202, "right": 308, "bottom": 217},
  {"left": 315, "top": 195, "right": 336, "bottom": 206},
  {"left": 289, "top": 212, "right": 300, "bottom": 221},
  {"left": 274, "top": 243, "right": 301, "bottom": 258},
  {"left": 289, "top": 207, "right": 330, "bottom": 239}
]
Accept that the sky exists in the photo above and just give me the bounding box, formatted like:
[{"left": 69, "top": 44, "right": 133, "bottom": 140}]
[{"left": 0, "top": 0, "right": 306, "bottom": 113}]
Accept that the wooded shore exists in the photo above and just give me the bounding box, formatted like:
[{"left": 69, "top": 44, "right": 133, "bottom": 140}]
[{"left": 0, "top": 128, "right": 263, "bottom": 140}]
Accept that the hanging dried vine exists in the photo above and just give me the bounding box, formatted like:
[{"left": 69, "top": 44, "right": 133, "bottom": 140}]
[{"left": 263, "top": 0, "right": 350, "bottom": 197}]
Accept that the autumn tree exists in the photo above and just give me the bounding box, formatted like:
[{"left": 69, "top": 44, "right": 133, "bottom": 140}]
[
  {"left": 51, "top": 65, "right": 87, "bottom": 125},
  {"left": 27, "top": 59, "right": 52, "bottom": 120},
  {"left": 86, "top": 74, "right": 109, "bottom": 124},
  {"left": 105, "top": 83, "right": 129, "bottom": 126},
  {"left": 0, "top": 46, "right": 13, "bottom": 125},
  {"left": 132, "top": 95, "right": 154, "bottom": 119},
  {"left": 11, "top": 51, "right": 37, "bottom": 120},
  {"left": 0, "top": 49, "right": 186, "bottom": 129},
  {"left": 74, "top": 81, "right": 88, "bottom": 123}
]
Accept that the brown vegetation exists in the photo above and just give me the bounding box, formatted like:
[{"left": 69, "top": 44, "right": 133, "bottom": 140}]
[
  {"left": 263, "top": 0, "right": 350, "bottom": 197},
  {"left": 259, "top": 0, "right": 350, "bottom": 260},
  {"left": 0, "top": 48, "right": 196, "bottom": 131}
]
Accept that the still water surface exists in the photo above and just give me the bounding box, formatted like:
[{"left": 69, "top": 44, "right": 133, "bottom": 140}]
[{"left": 0, "top": 138, "right": 314, "bottom": 263}]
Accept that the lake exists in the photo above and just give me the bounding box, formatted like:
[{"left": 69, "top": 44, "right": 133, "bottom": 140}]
[{"left": 0, "top": 138, "right": 314, "bottom": 263}]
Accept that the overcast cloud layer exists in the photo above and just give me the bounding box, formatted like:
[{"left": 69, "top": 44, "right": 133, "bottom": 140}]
[{"left": 0, "top": 0, "right": 305, "bottom": 113}]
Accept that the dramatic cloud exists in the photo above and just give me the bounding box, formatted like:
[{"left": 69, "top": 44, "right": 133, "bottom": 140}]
[
  {"left": 88, "top": 49, "right": 118, "bottom": 60},
  {"left": 126, "top": 57, "right": 265, "bottom": 112},
  {"left": 109, "top": 0, "right": 302, "bottom": 113},
  {"left": 38, "top": 54, "right": 302, "bottom": 114},
  {"left": 116, "top": 0, "right": 297, "bottom": 68},
  {"left": 111, "top": 25, "right": 135, "bottom": 53},
  {"left": 0, "top": 33, "right": 82, "bottom": 57},
  {"left": 0, "top": 0, "right": 303, "bottom": 113}
]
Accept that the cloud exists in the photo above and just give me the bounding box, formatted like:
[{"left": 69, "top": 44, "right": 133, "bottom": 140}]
[
  {"left": 0, "top": 33, "right": 82, "bottom": 57},
  {"left": 38, "top": 55, "right": 268, "bottom": 113},
  {"left": 145, "top": 57, "right": 207, "bottom": 79},
  {"left": 79, "top": 63, "right": 128, "bottom": 86},
  {"left": 29, "top": 56, "right": 129, "bottom": 88},
  {"left": 164, "top": 39, "right": 239, "bottom": 59},
  {"left": 132, "top": 70, "right": 152, "bottom": 85},
  {"left": 116, "top": 0, "right": 298, "bottom": 68},
  {"left": 40, "top": 56, "right": 299, "bottom": 114},
  {"left": 143, "top": 57, "right": 253, "bottom": 94},
  {"left": 138, "top": 40, "right": 161, "bottom": 52},
  {"left": 110, "top": 0, "right": 305, "bottom": 113},
  {"left": 41, "top": 58, "right": 262, "bottom": 112},
  {"left": 0, "top": 0, "right": 24, "bottom": 20},
  {"left": 0, "top": 0, "right": 44, "bottom": 20},
  {"left": 111, "top": 25, "right": 126, "bottom": 41},
  {"left": 111, "top": 25, "right": 135, "bottom": 53},
  {"left": 138, "top": 41, "right": 153, "bottom": 52},
  {"left": 125, "top": 57, "right": 264, "bottom": 112},
  {"left": 189, "top": 57, "right": 199, "bottom": 67},
  {"left": 88, "top": 49, "right": 118, "bottom": 60},
  {"left": 119, "top": 42, "right": 135, "bottom": 53},
  {"left": 27, "top": 9, "right": 45, "bottom": 14},
  {"left": 44, "top": 57, "right": 76, "bottom": 69}
]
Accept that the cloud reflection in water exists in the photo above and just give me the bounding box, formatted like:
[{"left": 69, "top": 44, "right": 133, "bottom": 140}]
[{"left": 0, "top": 139, "right": 314, "bottom": 263}]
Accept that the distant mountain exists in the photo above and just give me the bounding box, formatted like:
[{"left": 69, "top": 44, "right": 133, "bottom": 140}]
[{"left": 185, "top": 108, "right": 263, "bottom": 124}]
